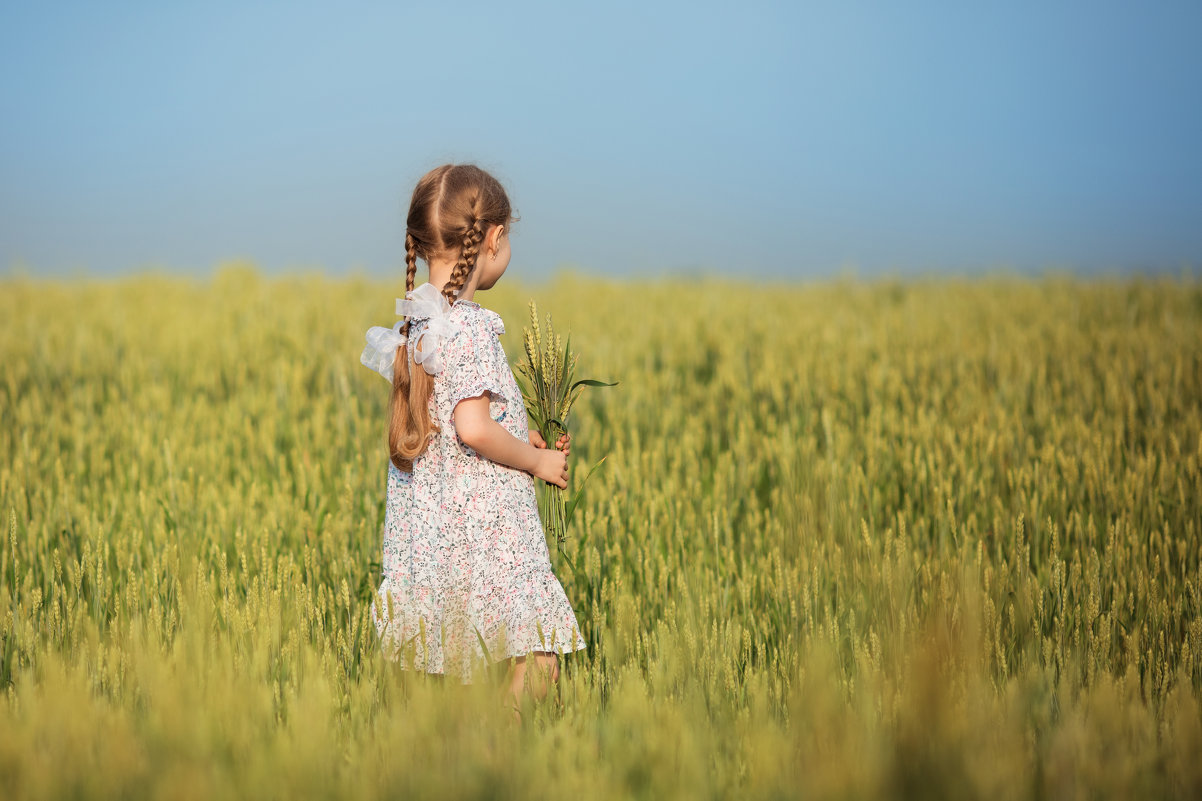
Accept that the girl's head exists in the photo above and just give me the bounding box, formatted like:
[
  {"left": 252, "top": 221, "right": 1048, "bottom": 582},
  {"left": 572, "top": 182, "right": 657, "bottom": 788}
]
[
  {"left": 404, "top": 163, "right": 513, "bottom": 305},
  {"left": 389, "top": 164, "right": 513, "bottom": 471}
]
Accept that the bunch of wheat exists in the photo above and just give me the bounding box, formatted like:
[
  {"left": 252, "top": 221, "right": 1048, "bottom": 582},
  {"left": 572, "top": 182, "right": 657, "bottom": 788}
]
[{"left": 514, "top": 300, "right": 615, "bottom": 554}]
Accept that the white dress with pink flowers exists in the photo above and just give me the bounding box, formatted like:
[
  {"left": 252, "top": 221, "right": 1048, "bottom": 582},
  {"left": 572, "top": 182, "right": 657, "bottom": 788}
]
[{"left": 369, "top": 296, "right": 586, "bottom": 682}]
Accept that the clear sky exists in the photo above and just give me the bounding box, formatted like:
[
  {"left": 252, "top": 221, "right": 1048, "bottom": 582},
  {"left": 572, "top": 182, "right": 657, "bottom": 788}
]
[{"left": 2, "top": 0, "right": 1200, "bottom": 280}]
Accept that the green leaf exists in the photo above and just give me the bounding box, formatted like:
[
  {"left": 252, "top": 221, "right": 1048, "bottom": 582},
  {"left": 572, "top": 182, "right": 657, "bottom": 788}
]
[
  {"left": 564, "top": 454, "right": 608, "bottom": 525},
  {"left": 512, "top": 370, "right": 536, "bottom": 407},
  {"left": 570, "top": 378, "right": 619, "bottom": 390},
  {"left": 472, "top": 625, "right": 494, "bottom": 664},
  {"left": 528, "top": 410, "right": 546, "bottom": 432}
]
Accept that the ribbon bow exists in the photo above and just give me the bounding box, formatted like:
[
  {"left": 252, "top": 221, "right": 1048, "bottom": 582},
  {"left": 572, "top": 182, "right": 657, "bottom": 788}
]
[
  {"left": 359, "top": 319, "right": 408, "bottom": 382},
  {"left": 398, "top": 282, "right": 456, "bottom": 375},
  {"left": 359, "top": 282, "right": 457, "bottom": 382}
]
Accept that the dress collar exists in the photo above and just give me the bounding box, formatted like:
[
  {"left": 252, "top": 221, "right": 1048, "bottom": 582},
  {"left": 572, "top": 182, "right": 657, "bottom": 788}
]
[{"left": 409, "top": 283, "right": 503, "bottom": 332}]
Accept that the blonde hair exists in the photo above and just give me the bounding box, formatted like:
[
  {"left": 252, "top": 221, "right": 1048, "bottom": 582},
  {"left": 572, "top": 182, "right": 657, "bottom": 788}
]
[{"left": 389, "top": 164, "right": 513, "bottom": 471}]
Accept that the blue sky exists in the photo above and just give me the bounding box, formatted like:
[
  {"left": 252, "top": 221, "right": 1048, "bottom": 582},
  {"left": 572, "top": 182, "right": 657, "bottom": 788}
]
[{"left": 2, "top": 0, "right": 1200, "bottom": 280}]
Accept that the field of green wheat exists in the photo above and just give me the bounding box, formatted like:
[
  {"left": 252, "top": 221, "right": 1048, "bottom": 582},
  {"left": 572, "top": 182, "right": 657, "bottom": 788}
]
[{"left": 2, "top": 264, "right": 1200, "bottom": 800}]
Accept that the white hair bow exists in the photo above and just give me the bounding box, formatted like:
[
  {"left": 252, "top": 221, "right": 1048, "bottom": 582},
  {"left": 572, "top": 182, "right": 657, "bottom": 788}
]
[
  {"left": 359, "top": 282, "right": 455, "bottom": 382},
  {"left": 399, "top": 282, "right": 456, "bottom": 375},
  {"left": 359, "top": 318, "right": 407, "bottom": 382}
]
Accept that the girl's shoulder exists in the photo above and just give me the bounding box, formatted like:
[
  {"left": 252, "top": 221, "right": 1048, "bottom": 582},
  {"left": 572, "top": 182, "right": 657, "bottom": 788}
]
[{"left": 450, "top": 300, "right": 505, "bottom": 336}]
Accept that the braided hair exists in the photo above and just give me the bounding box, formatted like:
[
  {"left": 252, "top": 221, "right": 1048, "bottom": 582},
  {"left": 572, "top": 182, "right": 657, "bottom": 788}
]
[
  {"left": 387, "top": 164, "right": 512, "bottom": 471},
  {"left": 442, "top": 218, "right": 486, "bottom": 305}
]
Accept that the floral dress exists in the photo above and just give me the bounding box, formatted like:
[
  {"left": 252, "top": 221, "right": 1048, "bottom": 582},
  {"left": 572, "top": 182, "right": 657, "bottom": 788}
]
[{"left": 369, "top": 294, "right": 586, "bottom": 682}]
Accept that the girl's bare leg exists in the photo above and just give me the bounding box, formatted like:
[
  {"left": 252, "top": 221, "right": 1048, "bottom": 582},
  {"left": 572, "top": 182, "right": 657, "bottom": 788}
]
[{"left": 505, "top": 652, "right": 560, "bottom": 722}]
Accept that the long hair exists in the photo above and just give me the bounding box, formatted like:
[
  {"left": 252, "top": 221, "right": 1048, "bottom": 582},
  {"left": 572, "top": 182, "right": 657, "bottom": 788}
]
[{"left": 389, "top": 164, "right": 512, "bottom": 471}]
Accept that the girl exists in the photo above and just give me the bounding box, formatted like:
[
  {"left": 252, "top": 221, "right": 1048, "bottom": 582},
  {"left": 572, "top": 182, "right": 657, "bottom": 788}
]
[{"left": 361, "top": 163, "right": 586, "bottom": 716}]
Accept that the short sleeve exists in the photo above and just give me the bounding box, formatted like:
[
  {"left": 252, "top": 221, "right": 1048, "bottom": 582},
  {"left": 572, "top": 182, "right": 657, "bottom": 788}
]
[{"left": 441, "top": 312, "right": 509, "bottom": 410}]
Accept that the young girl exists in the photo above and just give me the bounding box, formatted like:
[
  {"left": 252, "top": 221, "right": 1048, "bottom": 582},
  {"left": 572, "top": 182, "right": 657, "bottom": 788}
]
[{"left": 361, "top": 163, "right": 586, "bottom": 714}]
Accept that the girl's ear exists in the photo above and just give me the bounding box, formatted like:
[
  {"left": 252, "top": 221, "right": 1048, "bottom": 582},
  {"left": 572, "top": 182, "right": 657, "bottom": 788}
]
[{"left": 486, "top": 224, "right": 504, "bottom": 256}]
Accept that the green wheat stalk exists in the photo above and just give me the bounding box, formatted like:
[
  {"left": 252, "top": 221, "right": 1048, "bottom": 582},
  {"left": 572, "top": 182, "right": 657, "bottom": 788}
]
[{"left": 513, "top": 300, "right": 617, "bottom": 557}]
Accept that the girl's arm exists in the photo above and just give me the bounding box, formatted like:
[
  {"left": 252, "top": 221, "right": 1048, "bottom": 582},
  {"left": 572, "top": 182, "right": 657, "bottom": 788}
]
[{"left": 454, "top": 394, "right": 569, "bottom": 488}]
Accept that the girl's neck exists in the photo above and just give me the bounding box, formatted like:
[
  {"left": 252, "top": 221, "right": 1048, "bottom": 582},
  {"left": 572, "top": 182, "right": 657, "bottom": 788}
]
[{"left": 426, "top": 257, "right": 479, "bottom": 303}]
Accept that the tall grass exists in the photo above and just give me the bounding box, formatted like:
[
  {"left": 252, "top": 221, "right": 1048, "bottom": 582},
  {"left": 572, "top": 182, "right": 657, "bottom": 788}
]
[{"left": 1, "top": 264, "right": 1200, "bottom": 799}]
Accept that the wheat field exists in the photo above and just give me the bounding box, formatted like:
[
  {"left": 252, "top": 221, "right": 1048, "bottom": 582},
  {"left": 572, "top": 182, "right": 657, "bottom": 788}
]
[{"left": 2, "top": 265, "right": 1200, "bottom": 799}]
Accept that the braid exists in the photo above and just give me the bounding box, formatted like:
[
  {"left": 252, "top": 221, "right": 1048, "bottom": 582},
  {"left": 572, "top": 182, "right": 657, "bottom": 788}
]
[
  {"left": 389, "top": 230, "right": 438, "bottom": 473},
  {"left": 402, "top": 232, "right": 418, "bottom": 337},
  {"left": 442, "top": 218, "right": 485, "bottom": 306}
]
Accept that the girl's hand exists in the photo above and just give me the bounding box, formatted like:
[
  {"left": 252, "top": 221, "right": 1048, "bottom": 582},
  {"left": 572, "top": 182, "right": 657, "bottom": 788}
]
[
  {"left": 531, "top": 429, "right": 571, "bottom": 456},
  {"left": 533, "top": 448, "right": 569, "bottom": 489}
]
